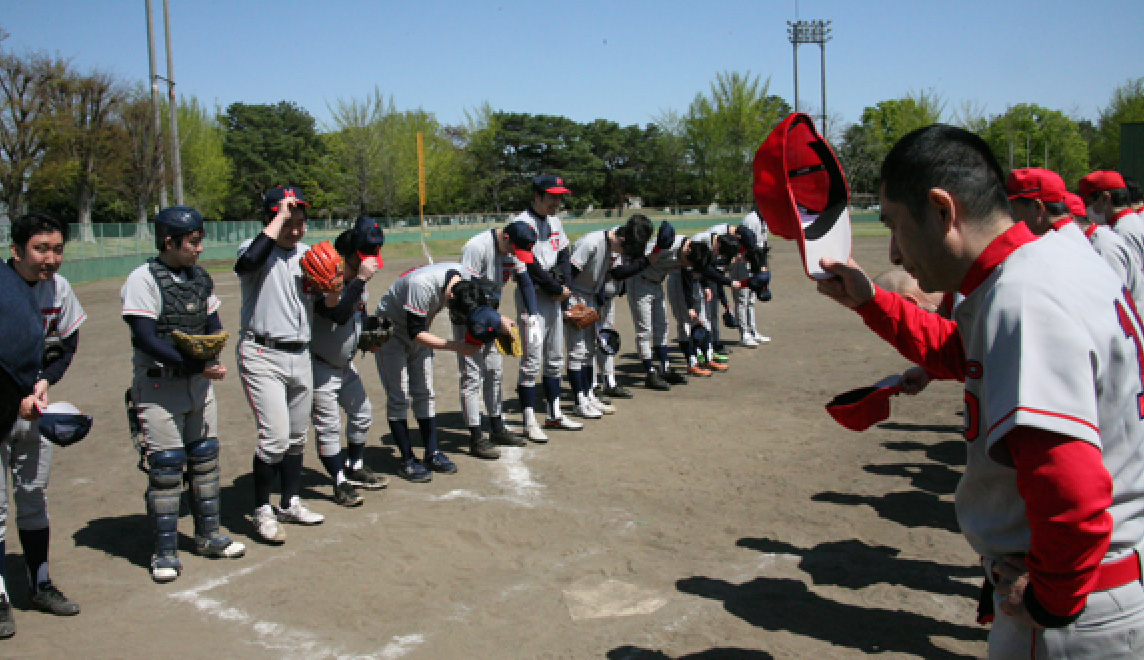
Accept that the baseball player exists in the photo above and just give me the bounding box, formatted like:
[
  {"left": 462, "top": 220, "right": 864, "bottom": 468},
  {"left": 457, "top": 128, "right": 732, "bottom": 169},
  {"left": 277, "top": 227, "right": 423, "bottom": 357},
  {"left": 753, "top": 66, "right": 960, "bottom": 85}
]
[
  {"left": 374, "top": 262, "right": 512, "bottom": 481},
  {"left": 1005, "top": 168, "right": 1090, "bottom": 248},
  {"left": 511, "top": 174, "right": 582, "bottom": 442},
  {"left": 819, "top": 124, "right": 1144, "bottom": 657},
  {"left": 1063, "top": 192, "right": 1144, "bottom": 308},
  {"left": 1126, "top": 177, "right": 1144, "bottom": 216},
  {"left": 122, "top": 206, "right": 245, "bottom": 582},
  {"left": 565, "top": 215, "right": 654, "bottom": 418},
  {"left": 457, "top": 222, "right": 539, "bottom": 458},
  {"left": 731, "top": 208, "right": 771, "bottom": 347},
  {"left": 309, "top": 216, "right": 388, "bottom": 508},
  {"left": 592, "top": 277, "right": 633, "bottom": 402},
  {"left": 234, "top": 185, "right": 324, "bottom": 545},
  {"left": 0, "top": 213, "right": 84, "bottom": 631},
  {"left": 627, "top": 221, "right": 714, "bottom": 388},
  {"left": 1080, "top": 169, "right": 1144, "bottom": 278},
  {"left": 685, "top": 226, "right": 748, "bottom": 370}
]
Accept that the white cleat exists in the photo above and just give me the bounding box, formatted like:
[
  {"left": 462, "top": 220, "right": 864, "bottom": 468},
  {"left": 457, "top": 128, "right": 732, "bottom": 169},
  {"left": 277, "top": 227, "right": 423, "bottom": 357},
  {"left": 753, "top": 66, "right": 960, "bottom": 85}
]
[
  {"left": 740, "top": 335, "right": 759, "bottom": 348},
  {"left": 545, "top": 415, "right": 584, "bottom": 431},
  {"left": 276, "top": 496, "right": 325, "bottom": 525},
  {"left": 253, "top": 504, "right": 287, "bottom": 544},
  {"left": 523, "top": 422, "right": 549, "bottom": 443},
  {"left": 754, "top": 333, "right": 771, "bottom": 343},
  {"left": 573, "top": 403, "right": 603, "bottom": 419},
  {"left": 587, "top": 393, "right": 616, "bottom": 414}
]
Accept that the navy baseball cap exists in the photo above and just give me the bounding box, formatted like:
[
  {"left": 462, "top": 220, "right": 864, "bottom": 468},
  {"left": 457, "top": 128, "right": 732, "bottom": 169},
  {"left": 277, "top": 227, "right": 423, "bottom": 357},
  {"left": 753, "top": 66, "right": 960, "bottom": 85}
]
[
  {"left": 263, "top": 185, "right": 310, "bottom": 214},
  {"left": 464, "top": 305, "right": 502, "bottom": 345},
  {"left": 737, "top": 225, "right": 759, "bottom": 251},
  {"left": 504, "top": 221, "right": 537, "bottom": 263},
  {"left": 352, "top": 215, "right": 385, "bottom": 254},
  {"left": 532, "top": 174, "right": 571, "bottom": 194}
]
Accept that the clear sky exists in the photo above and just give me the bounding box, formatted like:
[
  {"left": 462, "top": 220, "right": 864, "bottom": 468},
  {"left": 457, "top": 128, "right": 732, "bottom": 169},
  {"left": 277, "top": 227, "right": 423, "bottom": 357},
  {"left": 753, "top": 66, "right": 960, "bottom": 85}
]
[{"left": 2, "top": 0, "right": 1141, "bottom": 131}]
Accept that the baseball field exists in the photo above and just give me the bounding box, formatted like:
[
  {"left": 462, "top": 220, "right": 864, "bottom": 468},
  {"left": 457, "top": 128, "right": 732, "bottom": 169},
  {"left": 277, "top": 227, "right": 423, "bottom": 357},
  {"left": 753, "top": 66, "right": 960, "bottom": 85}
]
[{"left": 3, "top": 233, "right": 988, "bottom": 658}]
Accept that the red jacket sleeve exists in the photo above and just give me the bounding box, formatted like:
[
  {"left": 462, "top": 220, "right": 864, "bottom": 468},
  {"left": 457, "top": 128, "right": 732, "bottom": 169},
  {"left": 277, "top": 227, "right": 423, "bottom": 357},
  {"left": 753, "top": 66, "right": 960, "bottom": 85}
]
[
  {"left": 855, "top": 286, "right": 966, "bottom": 381},
  {"left": 1006, "top": 426, "right": 1113, "bottom": 625}
]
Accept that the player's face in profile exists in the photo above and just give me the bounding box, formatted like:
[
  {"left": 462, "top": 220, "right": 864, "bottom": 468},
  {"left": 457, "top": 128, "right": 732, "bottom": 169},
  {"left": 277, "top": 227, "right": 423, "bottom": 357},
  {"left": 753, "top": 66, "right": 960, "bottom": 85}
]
[
  {"left": 880, "top": 189, "right": 945, "bottom": 292},
  {"left": 1010, "top": 198, "right": 1049, "bottom": 236},
  {"left": 535, "top": 192, "right": 562, "bottom": 216},
  {"left": 12, "top": 230, "right": 65, "bottom": 281},
  {"left": 278, "top": 207, "right": 306, "bottom": 249},
  {"left": 168, "top": 230, "right": 204, "bottom": 267}
]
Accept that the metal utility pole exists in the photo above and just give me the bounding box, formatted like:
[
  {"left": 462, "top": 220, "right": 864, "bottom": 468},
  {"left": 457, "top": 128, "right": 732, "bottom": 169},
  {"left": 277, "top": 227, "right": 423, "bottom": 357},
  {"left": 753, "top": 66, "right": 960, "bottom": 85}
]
[
  {"left": 787, "top": 19, "right": 833, "bottom": 133},
  {"left": 162, "top": 0, "right": 183, "bottom": 204},
  {"left": 144, "top": 0, "right": 167, "bottom": 208}
]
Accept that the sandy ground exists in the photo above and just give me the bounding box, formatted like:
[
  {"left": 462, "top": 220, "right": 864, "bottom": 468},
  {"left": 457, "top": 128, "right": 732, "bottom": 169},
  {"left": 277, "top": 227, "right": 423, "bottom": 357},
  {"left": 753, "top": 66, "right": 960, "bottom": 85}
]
[{"left": 2, "top": 234, "right": 988, "bottom": 659}]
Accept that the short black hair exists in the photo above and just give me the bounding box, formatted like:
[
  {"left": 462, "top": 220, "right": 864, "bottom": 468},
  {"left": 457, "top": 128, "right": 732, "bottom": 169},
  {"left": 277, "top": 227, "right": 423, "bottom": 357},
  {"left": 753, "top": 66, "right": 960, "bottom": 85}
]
[
  {"left": 881, "top": 124, "right": 1010, "bottom": 222},
  {"left": 1110, "top": 187, "right": 1131, "bottom": 208},
  {"left": 1011, "top": 197, "right": 1069, "bottom": 218},
  {"left": 11, "top": 213, "right": 68, "bottom": 250},
  {"left": 1126, "top": 177, "right": 1143, "bottom": 204},
  {"left": 684, "top": 240, "right": 712, "bottom": 272}
]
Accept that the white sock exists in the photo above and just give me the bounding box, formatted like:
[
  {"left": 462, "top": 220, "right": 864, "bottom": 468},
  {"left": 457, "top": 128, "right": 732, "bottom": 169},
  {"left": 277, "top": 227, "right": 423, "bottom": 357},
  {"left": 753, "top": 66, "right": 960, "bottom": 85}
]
[
  {"left": 605, "top": 374, "right": 617, "bottom": 388},
  {"left": 335, "top": 471, "right": 346, "bottom": 485},
  {"left": 523, "top": 408, "right": 538, "bottom": 427},
  {"left": 0, "top": 575, "right": 8, "bottom": 600}
]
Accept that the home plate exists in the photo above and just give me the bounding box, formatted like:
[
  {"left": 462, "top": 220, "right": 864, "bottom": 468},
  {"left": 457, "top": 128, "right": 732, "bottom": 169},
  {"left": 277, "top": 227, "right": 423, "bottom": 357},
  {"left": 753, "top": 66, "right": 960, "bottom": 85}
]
[{"left": 563, "top": 579, "right": 668, "bottom": 621}]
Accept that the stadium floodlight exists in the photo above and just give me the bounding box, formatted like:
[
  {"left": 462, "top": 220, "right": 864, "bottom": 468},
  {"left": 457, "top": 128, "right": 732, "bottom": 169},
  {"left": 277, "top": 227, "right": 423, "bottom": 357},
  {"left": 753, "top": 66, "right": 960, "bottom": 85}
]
[{"left": 787, "top": 19, "right": 833, "bottom": 135}]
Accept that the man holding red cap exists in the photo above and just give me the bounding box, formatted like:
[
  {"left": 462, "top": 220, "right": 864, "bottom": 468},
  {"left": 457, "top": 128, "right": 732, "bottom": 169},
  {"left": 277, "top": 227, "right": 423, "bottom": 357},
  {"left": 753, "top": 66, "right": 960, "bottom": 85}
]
[
  {"left": 1065, "top": 191, "right": 1144, "bottom": 307},
  {"left": 1080, "top": 170, "right": 1144, "bottom": 277},
  {"left": 1006, "top": 167, "right": 1089, "bottom": 247}
]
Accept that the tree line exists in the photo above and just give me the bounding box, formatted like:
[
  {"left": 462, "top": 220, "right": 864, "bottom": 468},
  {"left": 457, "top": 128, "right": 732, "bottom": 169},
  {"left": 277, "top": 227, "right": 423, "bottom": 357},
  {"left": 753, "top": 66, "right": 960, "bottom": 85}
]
[{"left": 2, "top": 32, "right": 1142, "bottom": 225}]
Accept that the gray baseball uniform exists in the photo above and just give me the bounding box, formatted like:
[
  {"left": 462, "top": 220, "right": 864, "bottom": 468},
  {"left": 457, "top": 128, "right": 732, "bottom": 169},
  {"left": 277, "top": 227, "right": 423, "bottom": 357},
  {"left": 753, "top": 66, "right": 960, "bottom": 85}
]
[
  {"left": 566, "top": 230, "right": 613, "bottom": 371},
  {"left": 511, "top": 210, "right": 570, "bottom": 385},
  {"left": 691, "top": 226, "right": 732, "bottom": 347},
  {"left": 235, "top": 238, "right": 315, "bottom": 464},
  {"left": 1084, "top": 223, "right": 1144, "bottom": 309},
  {"left": 732, "top": 212, "right": 768, "bottom": 338},
  {"left": 1108, "top": 210, "right": 1144, "bottom": 278},
  {"left": 310, "top": 285, "right": 373, "bottom": 460},
  {"left": 455, "top": 230, "right": 520, "bottom": 427},
  {"left": 375, "top": 262, "right": 478, "bottom": 420},
  {"left": 629, "top": 234, "right": 688, "bottom": 360},
  {"left": 2, "top": 272, "right": 85, "bottom": 543}
]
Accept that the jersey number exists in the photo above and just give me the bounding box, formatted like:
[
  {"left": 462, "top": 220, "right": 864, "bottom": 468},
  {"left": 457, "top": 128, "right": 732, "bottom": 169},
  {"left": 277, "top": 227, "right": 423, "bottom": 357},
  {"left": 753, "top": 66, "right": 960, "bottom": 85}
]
[
  {"left": 1115, "top": 292, "right": 1144, "bottom": 419},
  {"left": 550, "top": 237, "right": 561, "bottom": 251}
]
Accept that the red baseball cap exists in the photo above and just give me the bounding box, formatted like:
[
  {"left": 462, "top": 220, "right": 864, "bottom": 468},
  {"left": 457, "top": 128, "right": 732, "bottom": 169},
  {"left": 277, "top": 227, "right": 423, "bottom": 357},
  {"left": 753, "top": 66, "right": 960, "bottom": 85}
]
[
  {"left": 1064, "top": 192, "right": 1086, "bottom": 218},
  {"left": 1006, "top": 167, "right": 1067, "bottom": 203},
  {"left": 1079, "top": 170, "right": 1127, "bottom": 199},
  {"left": 825, "top": 375, "right": 904, "bottom": 432},
  {"left": 752, "top": 112, "right": 851, "bottom": 280}
]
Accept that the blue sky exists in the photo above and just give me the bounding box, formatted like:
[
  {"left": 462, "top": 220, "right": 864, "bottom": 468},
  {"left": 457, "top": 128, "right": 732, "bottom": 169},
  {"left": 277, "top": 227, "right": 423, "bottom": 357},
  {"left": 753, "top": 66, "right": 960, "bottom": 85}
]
[{"left": 3, "top": 1, "right": 1140, "bottom": 131}]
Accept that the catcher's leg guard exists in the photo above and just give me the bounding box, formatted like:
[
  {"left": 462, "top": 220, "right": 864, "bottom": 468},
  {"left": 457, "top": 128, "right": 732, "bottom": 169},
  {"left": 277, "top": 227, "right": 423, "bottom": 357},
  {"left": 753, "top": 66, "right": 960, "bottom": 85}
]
[
  {"left": 146, "top": 449, "right": 186, "bottom": 576},
  {"left": 186, "top": 439, "right": 243, "bottom": 558}
]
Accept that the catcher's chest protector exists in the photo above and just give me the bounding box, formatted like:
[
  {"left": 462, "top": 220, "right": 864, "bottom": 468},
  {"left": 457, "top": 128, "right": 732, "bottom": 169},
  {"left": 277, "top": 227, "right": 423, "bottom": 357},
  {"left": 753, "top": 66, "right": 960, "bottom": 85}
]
[{"left": 148, "top": 258, "right": 212, "bottom": 340}]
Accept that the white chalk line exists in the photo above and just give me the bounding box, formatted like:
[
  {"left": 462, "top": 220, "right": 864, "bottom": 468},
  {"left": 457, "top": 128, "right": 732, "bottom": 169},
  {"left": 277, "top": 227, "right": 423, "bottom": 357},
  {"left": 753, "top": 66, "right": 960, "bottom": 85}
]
[{"left": 170, "top": 553, "right": 425, "bottom": 659}]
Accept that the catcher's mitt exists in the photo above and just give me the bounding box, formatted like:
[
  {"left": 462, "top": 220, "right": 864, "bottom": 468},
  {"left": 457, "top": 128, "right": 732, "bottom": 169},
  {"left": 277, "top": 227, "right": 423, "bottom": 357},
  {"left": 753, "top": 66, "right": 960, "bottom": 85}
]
[
  {"left": 357, "top": 315, "right": 393, "bottom": 353},
  {"left": 301, "top": 240, "right": 344, "bottom": 294},
  {"left": 172, "top": 329, "right": 230, "bottom": 361},
  {"left": 495, "top": 326, "right": 523, "bottom": 357},
  {"left": 564, "top": 302, "right": 600, "bottom": 330}
]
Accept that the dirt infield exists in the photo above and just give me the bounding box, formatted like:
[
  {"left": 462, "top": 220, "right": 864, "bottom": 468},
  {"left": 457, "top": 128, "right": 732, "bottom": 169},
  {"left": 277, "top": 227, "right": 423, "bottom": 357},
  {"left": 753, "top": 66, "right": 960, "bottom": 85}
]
[{"left": 3, "top": 234, "right": 988, "bottom": 658}]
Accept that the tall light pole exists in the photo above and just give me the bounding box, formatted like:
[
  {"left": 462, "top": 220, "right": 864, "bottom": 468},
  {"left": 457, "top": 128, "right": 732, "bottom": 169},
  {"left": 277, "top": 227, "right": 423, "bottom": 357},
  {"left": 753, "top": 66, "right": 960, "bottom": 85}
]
[
  {"left": 162, "top": 0, "right": 183, "bottom": 205},
  {"left": 787, "top": 19, "right": 833, "bottom": 135},
  {"left": 144, "top": 0, "right": 166, "bottom": 209}
]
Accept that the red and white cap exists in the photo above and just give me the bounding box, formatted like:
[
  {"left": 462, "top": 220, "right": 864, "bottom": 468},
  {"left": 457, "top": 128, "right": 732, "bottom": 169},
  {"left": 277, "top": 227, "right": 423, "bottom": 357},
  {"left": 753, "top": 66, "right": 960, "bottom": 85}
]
[
  {"left": 752, "top": 113, "right": 851, "bottom": 280},
  {"left": 825, "top": 375, "right": 904, "bottom": 432}
]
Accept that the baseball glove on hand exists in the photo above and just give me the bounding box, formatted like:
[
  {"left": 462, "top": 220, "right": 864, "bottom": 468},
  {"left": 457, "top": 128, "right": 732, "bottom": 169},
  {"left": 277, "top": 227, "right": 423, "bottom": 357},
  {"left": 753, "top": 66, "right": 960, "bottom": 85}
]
[
  {"left": 172, "top": 330, "right": 230, "bottom": 361},
  {"left": 495, "top": 326, "right": 523, "bottom": 357},
  {"left": 357, "top": 315, "right": 393, "bottom": 353},
  {"left": 564, "top": 302, "right": 600, "bottom": 330},
  {"left": 301, "top": 240, "right": 344, "bottom": 294}
]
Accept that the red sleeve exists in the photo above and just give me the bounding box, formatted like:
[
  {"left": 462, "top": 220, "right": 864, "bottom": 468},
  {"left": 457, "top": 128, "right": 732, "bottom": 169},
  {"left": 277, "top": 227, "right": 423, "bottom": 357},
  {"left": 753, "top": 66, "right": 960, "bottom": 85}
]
[
  {"left": 1006, "top": 426, "right": 1113, "bottom": 621},
  {"left": 854, "top": 285, "right": 966, "bottom": 381}
]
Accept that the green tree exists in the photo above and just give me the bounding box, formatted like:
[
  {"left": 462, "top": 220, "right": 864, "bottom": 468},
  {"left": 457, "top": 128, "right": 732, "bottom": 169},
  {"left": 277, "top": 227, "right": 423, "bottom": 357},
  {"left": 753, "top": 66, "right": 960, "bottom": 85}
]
[
  {"left": 685, "top": 71, "right": 789, "bottom": 203},
  {"left": 221, "top": 101, "right": 325, "bottom": 218},
  {"left": 646, "top": 109, "right": 693, "bottom": 209},
  {"left": 325, "top": 87, "right": 391, "bottom": 215},
  {"left": 1091, "top": 77, "right": 1144, "bottom": 170},
  {"left": 0, "top": 49, "right": 69, "bottom": 217},
  {"left": 119, "top": 86, "right": 166, "bottom": 223},
  {"left": 836, "top": 122, "right": 881, "bottom": 196},
  {"left": 175, "top": 96, "right": 231, "bottom": 219},
  {"left": 981, "top": 104, "right": 1089, "bottom": 185},
  {"left": 838, "top": 91, "right": 946, "bottom": 196}
]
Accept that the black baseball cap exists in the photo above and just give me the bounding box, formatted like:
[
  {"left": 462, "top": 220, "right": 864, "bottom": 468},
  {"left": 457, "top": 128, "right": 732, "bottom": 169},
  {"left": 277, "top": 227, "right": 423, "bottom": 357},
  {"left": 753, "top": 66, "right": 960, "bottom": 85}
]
[
  {"left": 532, "top": 174, "right": 571, "bottom": 194},
  {"left": 263, "top": 185, "right": 310, "bottom": 214},
  {"left": 504, "top": 221, "right": 537, "bottom": 263},
  {"left": 464, "top": 306, "right": 502, "bottom": 345},
  {"left": 351, "top": 215, "right": 385, "bottom": 254}
]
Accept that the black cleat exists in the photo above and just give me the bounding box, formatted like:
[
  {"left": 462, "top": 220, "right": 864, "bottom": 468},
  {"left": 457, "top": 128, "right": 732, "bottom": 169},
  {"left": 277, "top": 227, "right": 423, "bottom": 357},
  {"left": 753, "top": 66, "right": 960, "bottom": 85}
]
[
  {"left": 601, "top": 385, "right": 634, "bottom": 399},
  {"left": 0, "top": 596, "right": 14, "bottom": 638},
  {"left": 645, "top": 370, "right": 671, "bottom": 391},
  {"left": 470, "top": 436, "right": 501, "bottom": 459},
  {"left": 662, "top": 367, "right": 689, "bottom": 385},
  {"left": 490, "top": 430, "right": 526, "bottom": 447},
  {"left": 30, "top": 583, "right": 80, "bottom": 616}
]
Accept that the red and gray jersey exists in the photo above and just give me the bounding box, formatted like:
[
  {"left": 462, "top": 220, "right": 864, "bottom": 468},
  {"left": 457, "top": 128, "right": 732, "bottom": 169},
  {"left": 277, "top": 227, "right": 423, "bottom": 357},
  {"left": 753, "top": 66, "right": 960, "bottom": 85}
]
[
  {"left": 569, "top": 230, "right": 613, "bottom": 296},
  {"left": 236, "top": 238, "right": 315, "bottom": 342},
  {"left": 954, "top": 225, "right": 1144, "bottom": 563},
  {"left": 31, "top": 273, "right": 86, "bottom": 340},
  {"left": 1107, "top": 209, "right": 1144, "bottom": 278},
  {"left": 121, "top": 263, "right": 220, "bottom": 367},
  {"left": 510, "top": 210, "right": 568, "bottom": 270},
  {"left": 640, "top": 234, "right": 688, "bottom": 283},
  {"left": 310, "top": 286, "right": 369, "bottom": 369},
  {"left": 375, "top": 262, "right": 478, "bottom": 332},
  {"left": 462, "top": 228, "right": 523, "bottom": 291},
  {"left": 1085, "top": 223, "right": 1144, "bottom": 309},
  {"left": 692, "top": 224, "right": 731, "bottom": 248}
]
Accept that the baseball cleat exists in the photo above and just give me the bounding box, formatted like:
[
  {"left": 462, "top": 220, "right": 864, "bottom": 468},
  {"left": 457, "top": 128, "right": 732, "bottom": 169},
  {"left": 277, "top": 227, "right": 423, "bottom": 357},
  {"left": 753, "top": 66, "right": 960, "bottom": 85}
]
[
  {"left": 253, "top": 504, "right": 287, "bottom": 543},
  {"left": 490, "top": 429, "right": 527, "bottom": 447},
  {"left": 29, "top": 583, "right": 80, "bottom": 616},
  {"left": 687, "top": 364, "right": 712, "bottom": 377},
  {"left": 399, "top": 458, "right": 433, "bottom": 482},
  {"left": 573, "top": 403, "right": 603, "bottom": 419},
  {"left": 470, "top": 436, "right": 501, "bottom": 459},
  {"left": 523, "top": 422, "right": 549, "bottom": 443},
  {"left": 707, "top": 360, "right": 729, "bottom": 372},
  {"left": 426, "top": 451, "right": 459, "bottom": 474},
  {"left": 645, "top": 370, "right": 672, "bottom": 391},
  {"left": 333, "top": 481, "right": 364, "bottom": 507},
  {"left": 588, "top": 393, "right": 616, "bottom": 414},
  {"left": 344, "top": 465, "right": 388, "bottom": 490},
  {"left": 195, "top": 534, "right": 246, "bottom": 559},
  {"left": 592, "top": 388, "right": 613, "bottom": 405},
  {"left": 740, "top": 335, "right": 759, "bottom": 348},
  {"left": 711, "top": 352, "right": 729, "bottom": 364},
  {"left": 545, "top": 415, "right": 584, "bottom": 431},
  {"left": 0, "top": 596, "right": 14, "bottom": 638},
  {"left": 662, "top": 367, "right": 689, "bottom": 385},
  {"left": 755, "top": 334, "right": 771, "bottom": 343},
  {"left": 277, "top": 497, "right": 325, "bottom": 525},
  {"left": 601, "top": 384, "right": 634, "bottom": 399}
]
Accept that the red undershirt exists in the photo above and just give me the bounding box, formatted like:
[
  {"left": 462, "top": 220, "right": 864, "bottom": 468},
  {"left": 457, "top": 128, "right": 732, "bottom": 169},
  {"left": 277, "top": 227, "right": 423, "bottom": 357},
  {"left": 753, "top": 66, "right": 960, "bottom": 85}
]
[{"left": 854, "top": 222, "right": 1113, "bottom": 620}]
